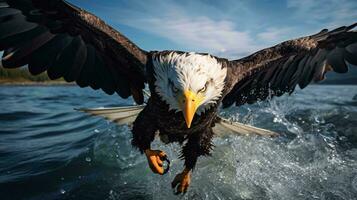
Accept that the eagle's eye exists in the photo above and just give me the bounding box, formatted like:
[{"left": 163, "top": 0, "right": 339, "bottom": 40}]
[
  {"left": 172, "top": 85, "right": 179, "bottom": 93},
  {"left": 198, "top": 82, "right": 208, "bottom": 93},
  {"left": 169, "top": 79, "right": 178, "bottom": 93}
]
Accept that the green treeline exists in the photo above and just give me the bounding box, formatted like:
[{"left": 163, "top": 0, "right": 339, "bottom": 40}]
[{"left": 0, "top": 66, "right": 53, "bottom": 82}]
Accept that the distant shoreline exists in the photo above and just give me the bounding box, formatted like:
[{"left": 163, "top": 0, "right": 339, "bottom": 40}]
[{"left": 0, "top": 79, "right": 75, "bottom": 86}]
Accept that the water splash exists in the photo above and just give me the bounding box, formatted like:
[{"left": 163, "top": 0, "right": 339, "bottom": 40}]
[{"left": 264, "top": 98, "right": 304, "bottom": 136}]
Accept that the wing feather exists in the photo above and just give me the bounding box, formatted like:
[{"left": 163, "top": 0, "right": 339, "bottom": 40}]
[
  {"left": 223, "top": 23, "right": 357, "bottom": 108},
  {"left": 63, "top": 36, "right": 87, "bottom": 82},
  {"left": 0, "top": 0, "right": 148, "bottom": 104},
  {"left": 47, "top": 36, "right": 76, "bottom": 79},
  {"left": 0, "top": 14, "right": 37, "bottom": 39},
  {"left": 76, "top": 44, "right": 96, "bottom": 88},
  {"left": 2, "top": 31, "right": 55, "bottom": 68},
  {"left": 28, "top": 34, "right": 72, "bottom": 75}
]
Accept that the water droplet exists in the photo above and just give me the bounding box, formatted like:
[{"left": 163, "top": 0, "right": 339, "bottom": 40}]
[
  {"left": 85, "top": 157, "right": 92, "bottom": 162},
  {"left": 273, "top": 117, "right": 282, "bottom": 123},
  {"left": 287, "top": 124, "right": 302, "bottom": 134},
  {"left": 314, "top": 116, "right": 325, "bottom": 124},
  {"left": 60, "top": 189, "right": 66, "bottom": 194},
  {"left": 338, "top": 136, "right": 347, "bottom": 141}
]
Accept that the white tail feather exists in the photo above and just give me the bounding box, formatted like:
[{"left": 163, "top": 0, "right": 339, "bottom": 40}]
[
  {"left": 213, "top": 117, "right": 278, "bottom": 137},
  {"left": 76, "top": 105, "right": 278, "bottom": 137},
  {"left": 75, "top": 105, "right": 144, "bottom": 125}
]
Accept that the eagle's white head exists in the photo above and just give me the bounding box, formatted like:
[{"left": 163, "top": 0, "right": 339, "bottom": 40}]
[{"left": 153, "top": 52, "right": 227, "bottom": 128}]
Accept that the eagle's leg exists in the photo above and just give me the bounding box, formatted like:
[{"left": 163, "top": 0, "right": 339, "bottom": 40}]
[
  {"left": 144, "top": 149, "right": 166, "bottom": 174},
  {"left": 172, "top": 129, "right": 214, "bottom": 194},
  {"left": 131, "top": 104, "right": 165, "bottom": 175},
  {"left": 171, "top": 167, "right": 191, "bottom": 194}
]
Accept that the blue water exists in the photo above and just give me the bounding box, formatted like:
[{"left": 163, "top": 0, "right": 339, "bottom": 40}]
[{"left": 0, "top": 85, "right": 357, "bottom": 200}]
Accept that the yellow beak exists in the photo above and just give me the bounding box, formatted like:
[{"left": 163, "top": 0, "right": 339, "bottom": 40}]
[{"left": 182, "top": 90, "right": 202, "bottom": 128}]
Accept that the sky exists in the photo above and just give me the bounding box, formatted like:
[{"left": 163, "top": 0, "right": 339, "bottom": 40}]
[{"left": 68, "top": 0, "right": 357, "bottom": 59}]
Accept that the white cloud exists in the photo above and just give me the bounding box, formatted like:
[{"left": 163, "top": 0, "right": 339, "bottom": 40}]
[
  {"left": 126, "top": 15, "right": 261, "bottom": 59},
  {"left": 103, "top": 0, "right": 263, "bottom": 59}
]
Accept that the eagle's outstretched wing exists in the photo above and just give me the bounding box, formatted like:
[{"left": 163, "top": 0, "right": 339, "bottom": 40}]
[
  {"left": 0, "top": 0, "right": 147, "bottom": 104},
  {"left": 222, "top": 23, "right": 357, "bottom": 108}
]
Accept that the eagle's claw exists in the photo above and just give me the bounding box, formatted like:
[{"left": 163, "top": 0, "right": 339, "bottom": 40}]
[
  {"left": 171, "top": 168, "right": 191, "bottom": 194},
  {"left": 144, "top": 149, "right": 167, "bottom": 175}
]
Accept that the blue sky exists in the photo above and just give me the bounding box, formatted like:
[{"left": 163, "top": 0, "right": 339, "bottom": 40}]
[{"left": 2, "top": 0, "right": 357, "bottom": 60}]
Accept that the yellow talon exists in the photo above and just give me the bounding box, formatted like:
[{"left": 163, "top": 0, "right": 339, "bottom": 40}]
[
  {"left": 144, "top": 149, "right": 166, "bottom": 175},
  {"left": 171, "top": 168, "right": 191, "bottom": 194}
]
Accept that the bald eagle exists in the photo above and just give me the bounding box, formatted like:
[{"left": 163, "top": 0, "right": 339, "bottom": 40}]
[{"left": 1, "top": 0, "right": 356, "bottom": 194}]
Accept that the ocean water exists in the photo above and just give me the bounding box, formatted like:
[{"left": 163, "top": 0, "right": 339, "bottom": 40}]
[{"left": 0, "top": 85, "right": 357, "bottom": 200}]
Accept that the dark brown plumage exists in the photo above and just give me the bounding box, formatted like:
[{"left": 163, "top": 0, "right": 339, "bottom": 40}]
[
  {"left": 223, "top": 24, "right": 357, "bottom": 107},
  {"left": 1, "top": 0, "right": 356, "bottom": 194},
  {"left": 0, "top": 0, "right": 147, "bottom": 103}
]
